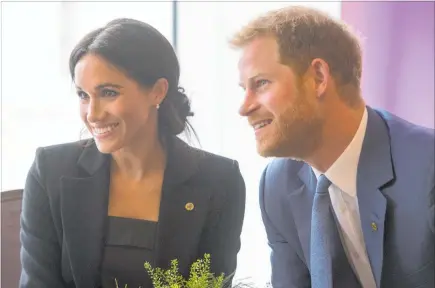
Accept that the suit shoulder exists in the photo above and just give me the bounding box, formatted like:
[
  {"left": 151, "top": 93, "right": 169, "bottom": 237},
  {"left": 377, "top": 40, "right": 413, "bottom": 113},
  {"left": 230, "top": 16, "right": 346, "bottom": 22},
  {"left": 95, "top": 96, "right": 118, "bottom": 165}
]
[
  {"left": 190, "top": 146, "right": 243, "bottom": 185},
  {"left": 379, "top": 111, "right": 434, "bottom": 183},
  {"left": 38, "top": 139, "right": 89, "bottom": 158},
  {"left": 264, "top": 157, "right": 304, "bottom": 179},
  {"left": 381, "top": 111, "right": 434, "bottom": 160},
  {"left": 379, "top": 110, "right": 434, "bottom": 141},
  {"left": 187, "top": 147, "right": 245, "bottom": 200},
  {"left": 35, "top": 140, "right": 89, "bottom": 167},
  {"left": 191, "top": 147, "right": 238, "bottom": 173},
  {"left": 31, "top": 140, "right": 89, "bottom": 180},
  {"left": 260, "top": 158, "right": 305, "bottom": 201}
]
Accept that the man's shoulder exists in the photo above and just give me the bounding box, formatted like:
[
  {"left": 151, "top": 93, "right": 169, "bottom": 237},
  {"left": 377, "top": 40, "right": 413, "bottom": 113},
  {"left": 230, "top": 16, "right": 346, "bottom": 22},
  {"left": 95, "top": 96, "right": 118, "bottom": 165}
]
[
  {"left": 265, "top": 157, "right": 304, "bottom": 178},
  {"left": 376, "top": 109, "right": 433, "bottom": 139},
  {"left": 377, "top": 109, "right": 434, "bottom": 158},
  {"left": 261, "top": 158, "right": 306, "bottom": 198},
  {"left": 375, "top": 109, "right": 434, "bottom": 187}
]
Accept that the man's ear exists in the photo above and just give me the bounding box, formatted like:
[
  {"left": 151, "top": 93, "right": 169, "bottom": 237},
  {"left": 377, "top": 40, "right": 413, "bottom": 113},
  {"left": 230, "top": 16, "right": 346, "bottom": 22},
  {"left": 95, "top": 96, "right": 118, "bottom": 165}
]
[{"left": 310, "top": 58, "right": 330, "bottom": 98}]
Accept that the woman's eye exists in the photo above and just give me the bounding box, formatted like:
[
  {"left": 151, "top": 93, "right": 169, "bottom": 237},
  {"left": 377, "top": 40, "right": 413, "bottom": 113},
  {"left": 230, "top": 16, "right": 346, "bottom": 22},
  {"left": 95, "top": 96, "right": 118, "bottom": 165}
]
[
  {"left": 102, "top": 89, "right": 119, "bottom": 97},
  {"left": 77, "top": 91, "right": 88, "bottom": 100}
]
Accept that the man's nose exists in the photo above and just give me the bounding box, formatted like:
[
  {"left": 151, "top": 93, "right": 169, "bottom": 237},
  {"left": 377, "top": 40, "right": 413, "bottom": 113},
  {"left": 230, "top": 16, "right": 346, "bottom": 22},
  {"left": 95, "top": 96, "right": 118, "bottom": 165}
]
[{"left": 238, "top": 91, "right": 257, "bottom": 117}]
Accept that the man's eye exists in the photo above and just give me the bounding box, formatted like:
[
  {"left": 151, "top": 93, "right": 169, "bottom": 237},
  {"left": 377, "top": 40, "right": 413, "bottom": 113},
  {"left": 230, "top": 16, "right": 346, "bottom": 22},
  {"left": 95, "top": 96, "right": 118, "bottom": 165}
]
[{"left": 256, "top": 79, "right": 269, "bottom": 88}]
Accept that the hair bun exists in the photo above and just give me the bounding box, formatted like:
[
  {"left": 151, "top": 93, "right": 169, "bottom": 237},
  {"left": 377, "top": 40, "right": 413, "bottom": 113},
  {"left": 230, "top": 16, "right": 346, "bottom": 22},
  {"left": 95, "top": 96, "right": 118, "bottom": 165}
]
[
  {"left": 158, "top": 86, "right": 194, "bottom": 136},
  {"left": 175, "top": 87, "right": 194, "bottom": 119}
]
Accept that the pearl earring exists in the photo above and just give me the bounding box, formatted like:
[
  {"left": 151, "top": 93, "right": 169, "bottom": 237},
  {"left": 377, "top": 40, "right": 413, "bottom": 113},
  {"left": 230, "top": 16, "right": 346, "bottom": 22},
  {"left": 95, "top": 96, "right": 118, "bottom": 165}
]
[{"left": 156, "top": 104, "right": 160, "bottom": 110}]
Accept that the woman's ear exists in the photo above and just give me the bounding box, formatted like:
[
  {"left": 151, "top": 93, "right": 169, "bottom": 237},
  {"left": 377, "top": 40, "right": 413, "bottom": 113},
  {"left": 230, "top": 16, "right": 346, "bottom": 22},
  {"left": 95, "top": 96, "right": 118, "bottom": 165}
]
[{"left": 151, "top": 78, "right": 169, "bottom": 105}]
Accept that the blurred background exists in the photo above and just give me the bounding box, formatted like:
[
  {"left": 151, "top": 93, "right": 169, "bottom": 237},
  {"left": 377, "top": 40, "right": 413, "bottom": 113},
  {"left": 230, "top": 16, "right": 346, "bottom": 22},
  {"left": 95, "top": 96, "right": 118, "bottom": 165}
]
[{"left": 1, "top": 1, "right": 434, "bottom": 286}]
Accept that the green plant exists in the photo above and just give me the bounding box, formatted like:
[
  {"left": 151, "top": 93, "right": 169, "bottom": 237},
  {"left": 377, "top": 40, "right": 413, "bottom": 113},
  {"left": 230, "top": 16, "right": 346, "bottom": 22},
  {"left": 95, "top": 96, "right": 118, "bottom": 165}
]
[
  {"left": 144, "top": 254, "right": 226, "bottom": 288},
  {"left": 114, "top": 254, "right": 262, "bottom": 288}
]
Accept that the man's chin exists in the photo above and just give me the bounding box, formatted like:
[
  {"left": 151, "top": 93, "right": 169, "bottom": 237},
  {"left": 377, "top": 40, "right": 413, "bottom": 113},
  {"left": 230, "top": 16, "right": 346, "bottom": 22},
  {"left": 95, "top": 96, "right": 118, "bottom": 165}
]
[
  {"left": 256, "top": 140, "right": 305, "bottom": 160},
  {"left": 256, "top": 141, "right": 283, "bottom": 158}
]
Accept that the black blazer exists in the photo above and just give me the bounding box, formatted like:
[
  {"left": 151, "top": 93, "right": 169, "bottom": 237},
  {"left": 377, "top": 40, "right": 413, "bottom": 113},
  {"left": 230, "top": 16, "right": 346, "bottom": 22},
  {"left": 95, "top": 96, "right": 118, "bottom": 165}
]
[{"left": 19, "top": 136, "right": 246, "bottom": 288}]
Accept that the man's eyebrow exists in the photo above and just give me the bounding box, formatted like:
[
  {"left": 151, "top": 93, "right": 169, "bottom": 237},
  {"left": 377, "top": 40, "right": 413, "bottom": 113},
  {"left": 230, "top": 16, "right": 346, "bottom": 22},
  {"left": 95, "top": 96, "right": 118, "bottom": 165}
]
[{"left": 239, "top": 73, "right": 270, "bottom": 88}]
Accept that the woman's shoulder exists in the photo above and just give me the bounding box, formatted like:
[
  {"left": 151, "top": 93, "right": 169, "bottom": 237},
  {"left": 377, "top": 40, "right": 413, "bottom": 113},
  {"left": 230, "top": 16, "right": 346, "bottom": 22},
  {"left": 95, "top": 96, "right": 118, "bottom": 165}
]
[
  {"left": 180, "top": 144, "right": 243, "bottom": 186},
  {"left": 180, "top": 144, "right": 245, "bottom": 206},
  {"left": 171, "top": 137, "right": 238, "bottom": 174},
  {"left": 30, "top": 139, "right": 95, "bottom": 181},
  {"left": 35, "top": 139, "right": 91, "bottom": 164},
  {"left": 192, "top": 147, "right": 236, "bottom": 168}
]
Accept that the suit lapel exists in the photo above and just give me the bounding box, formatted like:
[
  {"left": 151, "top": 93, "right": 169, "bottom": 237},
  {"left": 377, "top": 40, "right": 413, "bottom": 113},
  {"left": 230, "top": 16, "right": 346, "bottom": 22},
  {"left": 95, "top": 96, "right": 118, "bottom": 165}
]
[
  {"left": 289, "top": 162, "right": 317, "bottom": 267},
  {"left": 155, "top": 137, "right": 210, "bottom": 272},
  {"left": 59, "top": 137, "right": 212, "bottom": 284},
  {"left": 60, "top": 141, "right": 110, "bottom": 288},
  {"left": 357, "top": 107, "right": 394, "bottom": 288}
]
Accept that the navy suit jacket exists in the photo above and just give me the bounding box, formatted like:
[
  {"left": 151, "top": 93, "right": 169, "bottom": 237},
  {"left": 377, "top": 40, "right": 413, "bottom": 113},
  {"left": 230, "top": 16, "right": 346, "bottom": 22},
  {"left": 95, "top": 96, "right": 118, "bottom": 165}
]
[
  {"left": 260, "top": 107, "right": 434, "bottom": 288},
  {"left": 19, "top": 136, "right": 246, "bottom": 288}
]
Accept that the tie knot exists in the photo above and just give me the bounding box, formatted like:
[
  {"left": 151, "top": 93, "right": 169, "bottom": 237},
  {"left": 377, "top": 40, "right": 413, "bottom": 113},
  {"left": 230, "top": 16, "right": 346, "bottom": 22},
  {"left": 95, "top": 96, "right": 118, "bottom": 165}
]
[{"left": 316, "top": 174, "right": 331, "bottom": 194}]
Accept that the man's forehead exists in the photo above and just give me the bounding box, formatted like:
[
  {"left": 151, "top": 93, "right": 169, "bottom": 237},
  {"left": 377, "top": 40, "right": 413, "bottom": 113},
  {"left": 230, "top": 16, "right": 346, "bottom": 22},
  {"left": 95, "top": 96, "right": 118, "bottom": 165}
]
[{"left": 238, "top": 36, "right": 280, "bottom": 68}]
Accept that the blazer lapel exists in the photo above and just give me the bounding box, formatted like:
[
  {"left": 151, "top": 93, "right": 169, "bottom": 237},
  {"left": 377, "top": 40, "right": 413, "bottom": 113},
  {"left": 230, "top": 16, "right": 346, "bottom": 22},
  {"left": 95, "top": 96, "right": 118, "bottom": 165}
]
[
  {"left": 155, "top": 137, "right": 211, "bottom": 273},
  {"left": 60, "top": 141, "right": 110, "bottom": 288},
  {"left": 357, "top": 107, "right": 394, "bottom": 288},
  {"left": 289, "top": 162, "right": 317, "bottom": 267}
]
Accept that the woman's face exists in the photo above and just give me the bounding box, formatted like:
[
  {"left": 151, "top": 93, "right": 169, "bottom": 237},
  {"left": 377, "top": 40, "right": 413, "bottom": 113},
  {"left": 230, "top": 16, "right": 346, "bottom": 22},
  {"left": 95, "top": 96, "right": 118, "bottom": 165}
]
[{"left": 74, "top": 54, "right": 166, "bottom": 154}]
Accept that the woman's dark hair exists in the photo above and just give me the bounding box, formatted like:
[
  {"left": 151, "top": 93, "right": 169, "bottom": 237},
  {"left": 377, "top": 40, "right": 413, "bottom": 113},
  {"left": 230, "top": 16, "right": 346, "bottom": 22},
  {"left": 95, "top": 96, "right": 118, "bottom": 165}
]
[{"left": 69, "top": 18, "right": 195, "bottom": 138}]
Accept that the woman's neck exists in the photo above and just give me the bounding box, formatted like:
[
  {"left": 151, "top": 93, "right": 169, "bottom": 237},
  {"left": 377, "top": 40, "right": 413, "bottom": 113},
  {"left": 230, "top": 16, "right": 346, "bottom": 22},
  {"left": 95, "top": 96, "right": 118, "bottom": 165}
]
[{"left": 111, "top": 135, "right": 167, "bottom": 181}]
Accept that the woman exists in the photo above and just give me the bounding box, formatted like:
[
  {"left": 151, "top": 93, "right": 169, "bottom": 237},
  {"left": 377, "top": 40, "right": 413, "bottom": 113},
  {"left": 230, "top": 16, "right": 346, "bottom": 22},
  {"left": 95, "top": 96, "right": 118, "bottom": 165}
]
[{"left": 19, "top": 18, "right": 246, "bottom": 288}]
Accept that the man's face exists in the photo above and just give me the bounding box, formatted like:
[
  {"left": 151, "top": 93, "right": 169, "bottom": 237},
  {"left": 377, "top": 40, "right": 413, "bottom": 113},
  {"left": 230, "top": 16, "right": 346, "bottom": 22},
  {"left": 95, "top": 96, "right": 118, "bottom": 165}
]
[{"left": 238, "top": 36, "right": 324, "bottom": 159}]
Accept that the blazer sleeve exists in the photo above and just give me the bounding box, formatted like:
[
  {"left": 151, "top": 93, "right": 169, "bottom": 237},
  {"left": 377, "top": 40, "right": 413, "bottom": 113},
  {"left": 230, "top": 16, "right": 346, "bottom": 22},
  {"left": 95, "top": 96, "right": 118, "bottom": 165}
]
[
  {"left": 259, "top": 165, "right": 310, "bottom": 288},
  {"left": 198, "top": 160, "right": 246, "bottom": 285},
  {"left": 20, "top": 148, "right": 66, "bottom": 288}
]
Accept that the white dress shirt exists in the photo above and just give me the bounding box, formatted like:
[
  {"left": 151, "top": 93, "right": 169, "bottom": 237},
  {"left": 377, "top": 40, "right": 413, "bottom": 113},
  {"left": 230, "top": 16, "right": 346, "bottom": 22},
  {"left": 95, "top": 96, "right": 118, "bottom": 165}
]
[{"left": 312, "top": 108, "right": 377, "bottom": 288}]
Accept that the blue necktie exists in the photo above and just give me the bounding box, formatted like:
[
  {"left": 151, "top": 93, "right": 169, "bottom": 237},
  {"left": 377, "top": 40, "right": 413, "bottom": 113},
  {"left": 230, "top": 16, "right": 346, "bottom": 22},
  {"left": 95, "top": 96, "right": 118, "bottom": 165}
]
[
  {"left": 310, "top": 175, "right": 362, "bottom": 288},
  {"left": 310, "top": 174, "right": 335, "bottom": 288}
]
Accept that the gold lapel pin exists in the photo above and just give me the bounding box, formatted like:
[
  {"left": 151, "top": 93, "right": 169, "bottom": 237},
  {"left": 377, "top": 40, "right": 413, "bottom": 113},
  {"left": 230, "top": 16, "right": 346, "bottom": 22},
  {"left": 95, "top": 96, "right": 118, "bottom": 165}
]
[
  {"left": 185, "top": 202, "right": 194, "bottom": 211},
  {"left": 371, "top": 222, "right": 378, "bottom": 231}
]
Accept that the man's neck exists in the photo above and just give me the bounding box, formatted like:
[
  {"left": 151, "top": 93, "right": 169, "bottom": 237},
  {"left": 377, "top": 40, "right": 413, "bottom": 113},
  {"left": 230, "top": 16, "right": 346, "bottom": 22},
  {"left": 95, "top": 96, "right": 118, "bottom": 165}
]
[{"left": 305, "top": 104, "right": 366, "bottom": 173}]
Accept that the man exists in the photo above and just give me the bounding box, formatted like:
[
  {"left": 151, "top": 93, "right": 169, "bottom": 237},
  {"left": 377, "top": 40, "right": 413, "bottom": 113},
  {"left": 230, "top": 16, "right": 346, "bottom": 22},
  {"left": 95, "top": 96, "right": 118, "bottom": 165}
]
[{"left": 230, "top": 6, "right": 434, "bottom": 288}]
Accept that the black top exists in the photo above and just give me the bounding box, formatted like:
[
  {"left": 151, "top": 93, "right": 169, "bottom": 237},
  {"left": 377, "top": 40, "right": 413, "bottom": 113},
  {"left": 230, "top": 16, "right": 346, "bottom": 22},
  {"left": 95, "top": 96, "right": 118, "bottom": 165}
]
[
  {"left": 101, "top": 217, "right": 158, "bottom": 288},
  {"left": 19, "top": 136, "right": 246, "bottom": 288}
]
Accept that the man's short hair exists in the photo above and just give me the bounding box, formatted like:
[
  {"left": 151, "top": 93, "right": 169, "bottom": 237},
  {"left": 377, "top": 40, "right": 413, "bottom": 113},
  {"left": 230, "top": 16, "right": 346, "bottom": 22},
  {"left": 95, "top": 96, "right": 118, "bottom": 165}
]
[{"left": 230, "top": 6, "right": 362, "bottom": 89}]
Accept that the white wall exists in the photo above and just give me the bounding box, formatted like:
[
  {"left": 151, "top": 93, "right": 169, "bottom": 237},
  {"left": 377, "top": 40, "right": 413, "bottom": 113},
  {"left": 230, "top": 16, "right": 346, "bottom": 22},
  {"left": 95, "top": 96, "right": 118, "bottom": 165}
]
[
  {"left": 1, "top": 1, "right": 173, "bottom": 191},
  {"left": 176, "top": 2, "right": 341, "bottom": 284},
  {"left": 2, "top": 2, "right": 68, "bottom": 191}
]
